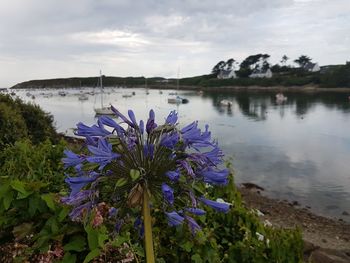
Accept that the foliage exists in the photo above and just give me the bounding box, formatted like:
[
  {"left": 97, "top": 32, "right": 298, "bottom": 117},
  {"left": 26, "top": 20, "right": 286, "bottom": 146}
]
[
  {"left": 0, "top": 139, "right": 66, "bottom": 191},
  {"left": 320, "top": 63, "right": 350, "bottom": 88},
  {"left": 0, "top": 94, "right": 57, "bottom": 146},
  {"left": 294, "top": 55, "right": 312, "bottom": 68},
  {"left": 152, "top": 173, "right": 303, "bottom": 263},
  {"left": 0, "top": 102, "right": 28, "bottom": 148}
]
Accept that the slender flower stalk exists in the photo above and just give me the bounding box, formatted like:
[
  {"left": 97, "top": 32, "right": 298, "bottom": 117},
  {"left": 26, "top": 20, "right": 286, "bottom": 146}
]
[
  {"left": 62, "top": 108, "right": 231, "bottom": 262},
  {"left": 143, "top": 189, "right": 155, "bottom": 263}
]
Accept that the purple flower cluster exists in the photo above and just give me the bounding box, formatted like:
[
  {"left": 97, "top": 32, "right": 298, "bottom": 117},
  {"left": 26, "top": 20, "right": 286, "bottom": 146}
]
[{"left": 62, "top": 106, "right": 231, "bottom": 234}]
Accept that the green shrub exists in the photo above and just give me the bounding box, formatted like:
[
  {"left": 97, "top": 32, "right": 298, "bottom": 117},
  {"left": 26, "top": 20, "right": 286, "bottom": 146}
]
[
  {"left": 0, "top": 94, "right": 57, "bottom": 146},
  {"left": 0, "top": 139, "right": 66, "bottom": 191},
  {"left": 0, "top": 103, "right": 28, "bottom": 148}
]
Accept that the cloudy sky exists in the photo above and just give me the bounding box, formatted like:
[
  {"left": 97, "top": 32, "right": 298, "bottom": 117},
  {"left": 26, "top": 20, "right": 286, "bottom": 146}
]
[{"left": 0, "top": 0, "right": 349, "bottom": 87}]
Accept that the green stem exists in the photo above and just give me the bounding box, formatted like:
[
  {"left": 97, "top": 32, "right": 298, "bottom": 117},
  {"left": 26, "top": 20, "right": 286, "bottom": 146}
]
[{"left": 143, "top": 189, "right": 155, "bottom": 263}]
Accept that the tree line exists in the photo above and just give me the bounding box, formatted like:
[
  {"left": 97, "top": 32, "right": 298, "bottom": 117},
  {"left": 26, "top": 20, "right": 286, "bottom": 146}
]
[{"left": 212, "top": 54, "right": 314, "bottom": 77}]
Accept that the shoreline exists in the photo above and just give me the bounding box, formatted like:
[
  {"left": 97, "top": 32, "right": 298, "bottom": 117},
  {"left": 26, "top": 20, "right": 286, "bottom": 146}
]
[
  {"left": 9, "top": 83, "right": 350, "bottom": 93},
  {"left": 239, "top": 186, "right": 350, "bottom": 262},
  {"left": 146, "top": 84, "right": 350, "bottom": 93}
]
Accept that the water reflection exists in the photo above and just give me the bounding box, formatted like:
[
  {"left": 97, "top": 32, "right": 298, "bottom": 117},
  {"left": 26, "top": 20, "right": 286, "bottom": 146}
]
[{"left": 11, "top": 87, "right": 350, "bottom": 221}]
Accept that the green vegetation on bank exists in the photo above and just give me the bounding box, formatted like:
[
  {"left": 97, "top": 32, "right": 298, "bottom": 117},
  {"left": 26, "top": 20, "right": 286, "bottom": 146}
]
[
  {"left": 0, "top": 94, "right": 303, "bottom": 262},
  {"left": 10, "top": 54, "right": 350, "bottom": 89}
]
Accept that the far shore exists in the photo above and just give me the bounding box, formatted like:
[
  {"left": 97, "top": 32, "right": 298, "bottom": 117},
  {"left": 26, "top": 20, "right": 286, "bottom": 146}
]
[{"left": 146, "top": 84, "right": 350, "bottom": 93}]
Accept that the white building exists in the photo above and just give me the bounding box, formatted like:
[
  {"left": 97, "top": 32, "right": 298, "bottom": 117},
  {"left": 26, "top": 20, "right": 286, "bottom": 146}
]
[
  {"left": 249, "top": 68, "right": 273, "bottom": 78},
  {"left": 303, "top": 62, "right": 320, "bottom": 72},
  {"left": 217, "top": 69, "right": 236, "bottom": 79}
]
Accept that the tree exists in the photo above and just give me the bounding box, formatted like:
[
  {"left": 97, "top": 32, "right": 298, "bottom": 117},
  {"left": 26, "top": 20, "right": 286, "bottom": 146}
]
[
  {"left": 225, "top": 58, "right": 236, "bottom": 71},
  {"left": 237, "top": 54, "right": 270, "bottom": 77},
  {"left": 211, "top": 61, "right": 226, "bottom": 75},
  {"left": 294, "top": 55, "right": 311, "bottom": 68},
  {"left": 280, "top": 55, "right": 289, "bottom": 66}
]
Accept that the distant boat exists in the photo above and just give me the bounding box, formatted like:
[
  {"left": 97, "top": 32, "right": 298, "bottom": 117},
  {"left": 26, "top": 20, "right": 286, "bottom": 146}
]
[
  {"left": 167, "top": 67, "right": 189, "bottom": 104},
  {"left": 94, "top": 71, "right": 114, "bottom": 115},
  {"left": 78, "top": 94, "right": 89, "bottom": 101},
  {"left": 168, "top": 96, "right": 189, "bottom": 104},
  {"left": 122, "top": 94, "right": 132, "bottom": 98},
  {"left": 276, "top": 93, "right": 287, "bottom": 103},
  {"left": 220, "top": 100, "right": 233, "bottom": 107},
  {"left": 58, "top": 91, "right": 67, "bottom": 96}
]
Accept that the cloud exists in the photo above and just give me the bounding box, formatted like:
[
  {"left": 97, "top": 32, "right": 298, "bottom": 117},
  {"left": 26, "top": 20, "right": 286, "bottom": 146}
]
[{"left": 0, "top": 0, "right": 349, "bottom": 86}]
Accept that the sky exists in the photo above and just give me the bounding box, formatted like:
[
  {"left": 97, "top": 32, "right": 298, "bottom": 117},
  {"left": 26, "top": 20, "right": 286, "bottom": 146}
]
[{"left": 0, "top": 0, "right": 349, "bottom": 87}]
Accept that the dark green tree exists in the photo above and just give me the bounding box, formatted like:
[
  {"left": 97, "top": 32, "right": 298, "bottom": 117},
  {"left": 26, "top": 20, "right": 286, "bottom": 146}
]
[
  {"left": 294, "top": 55, "right": 312, "bottom": 68},
  {"left": 211, "top": 61, "right": 226, "bottom": 75}
]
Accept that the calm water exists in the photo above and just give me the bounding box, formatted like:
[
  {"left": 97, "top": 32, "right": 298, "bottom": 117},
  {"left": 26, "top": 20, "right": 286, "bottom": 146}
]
[{"left": 12, "top": 87, "right": 350, "bottom": 221}]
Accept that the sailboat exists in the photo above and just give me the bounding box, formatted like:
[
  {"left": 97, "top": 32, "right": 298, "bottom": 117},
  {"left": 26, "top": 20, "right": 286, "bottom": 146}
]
[
  {"left": 167, "top": 68, "right": 189, "bottom": 104},
  {"left": 94, "top": 71, "right": 114, "bottom": 115}
]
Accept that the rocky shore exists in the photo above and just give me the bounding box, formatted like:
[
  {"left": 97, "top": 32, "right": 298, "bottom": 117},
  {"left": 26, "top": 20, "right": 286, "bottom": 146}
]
[{"left": 239, "top": 185, "right": 350, "bottom": 263}]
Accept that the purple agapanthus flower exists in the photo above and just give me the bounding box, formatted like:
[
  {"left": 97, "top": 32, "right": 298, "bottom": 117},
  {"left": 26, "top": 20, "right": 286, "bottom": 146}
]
[
  {"left": 62, "top": 150, "right": 85, "bottom": 168},
  {"left": 165, "top": 110, "right": 178, "bottom": 125},
  {"left": 63, "top": 108, "right": 231, "bottom": 234},
  {"left": 201, "top": 168, "right": 229, "bottom": 185},
  {"left": 61, "top": 190, "right": 93, "bottom": 206},
  {"left": 165, "top": 211, "right": 184, "bottom": 226},
  {"left": 146, "top": 109, "right": 157, "bottom": 133},
  {"left": 162, "top": 183, "right": 174, "bottom": 205},
  {"left": 75, "top": 121, "right": 111, "bottom": 137},
  {"left": 185, "top": 208, "right": 206, "bottom": 216},
  {"left": 65, "top": 172, "right": 99, "bottom": 196},
  {"left": 185, "top": 215, "right": 201, "bottom": 235},
  {"left": 86, "top": 138, "right": 119, "bottom": 169},
  {"left": 199, "top": 197, "right": 231, "bottom": 213},
  {"left": 165, "top": 170, "right": 180, "bottom": 182}
]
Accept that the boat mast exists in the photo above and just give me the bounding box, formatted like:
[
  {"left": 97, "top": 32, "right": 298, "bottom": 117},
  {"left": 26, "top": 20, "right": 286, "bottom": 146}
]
[
  {"left": 177, "top": 67, "right": 180, "bottom": 93},
  {"left": 100, "top": 70, "right": 103, "bottom": 108}
]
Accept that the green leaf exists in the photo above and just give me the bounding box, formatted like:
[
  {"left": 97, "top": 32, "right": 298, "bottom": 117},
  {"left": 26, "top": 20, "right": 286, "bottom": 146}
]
[
  {"left": 58, "top": 206, "right": 70, "bottom": 222},
  {"left": 3, "top": 190, "right": 14, "bottom": 210},
  {"left": 10, "top": 180, "right": 32, "bottom": 198},
  {"left": 41, "top": 193, "right": 56, "bottom": 211},
  {"left": 63, "top": 235, "right": 86, "bottom": 252},
  {"left": 191, "top": 254, "right": 203, "bottom": 263},
  {"left": 85, "top": 225, "right": 99, "bottom": 250},
  {"left": 180, "top": 241, "right": 193, "bottom": 252},
  {"left": 10, "top": 180, "right": 27, "bottom": 194},
  {"left": 28, "top": 196, "right": 42, "bottom": 216},
  {"left": 61, "top": 252, "right": 77, "bottom": 263},
  {"left": 110, "top": 235, "right": 129, "bottom": 247},
  {"left": 115, "top": 178, "right": 128, "bottom": 187},
  {"left": 129, "top": 169, "right": 140, "bottom": 181},
  {"left": 83, "top": 248, "right": 101, "bottom": 263}
]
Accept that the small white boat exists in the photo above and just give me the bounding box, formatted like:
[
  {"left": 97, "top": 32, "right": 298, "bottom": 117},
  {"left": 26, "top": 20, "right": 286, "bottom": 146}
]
[
  {"left": 78, "top": 94, "right": 89, "bottom": 101},
  {"left": 220, "top": 100, "right": 233, "bottom": 107},
  {"left": 168, "top": 96, "right": 189, "bottom": 104},
  {"left": 94, "top": 71, "right": 115, "bottom": 115},
  {"left": 94, "top": 106, "right": 114, "bottom": 115},
  {"left": 276, "top": 93, "right": 287, "bottom": 103},
  {"left": 168, "top": 97, "right": 182, "bottom": 104},
  {"left": 122, "top": 94, "right": 132, "bottom": 98},
  {"left": 58, "top": 91, "right": 67, "bottom": 96}
]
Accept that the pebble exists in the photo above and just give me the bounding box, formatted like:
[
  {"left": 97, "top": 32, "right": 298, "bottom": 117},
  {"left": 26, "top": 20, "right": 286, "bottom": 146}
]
[{"left": 321, "top": 239, "right": 327, "bottom": 243}]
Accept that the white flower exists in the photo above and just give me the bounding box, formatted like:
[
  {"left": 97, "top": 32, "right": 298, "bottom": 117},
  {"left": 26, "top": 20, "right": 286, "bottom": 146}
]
[
  {"left": 255, "top": 209, "right": 264, "bottom": 217},
  {"left": 256, "top": 232, "right": 264, "bottom": 241},
  {"left": 264, "top": 219, "right": 272, "bottom": 227},
  {"left": 216, "top": 198, "right": 232, "bottom": 205}
]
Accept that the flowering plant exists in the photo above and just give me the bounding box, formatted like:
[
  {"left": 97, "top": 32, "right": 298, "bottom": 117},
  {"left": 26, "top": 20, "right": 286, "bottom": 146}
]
[{"left": 62, "top": 106, "right": 230, "bottom": 262}]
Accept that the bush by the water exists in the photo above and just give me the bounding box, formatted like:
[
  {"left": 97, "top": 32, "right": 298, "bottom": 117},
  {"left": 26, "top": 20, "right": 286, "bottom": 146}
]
[{"left": 0, "top": 94, "right": 57, "bottom": 147}]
